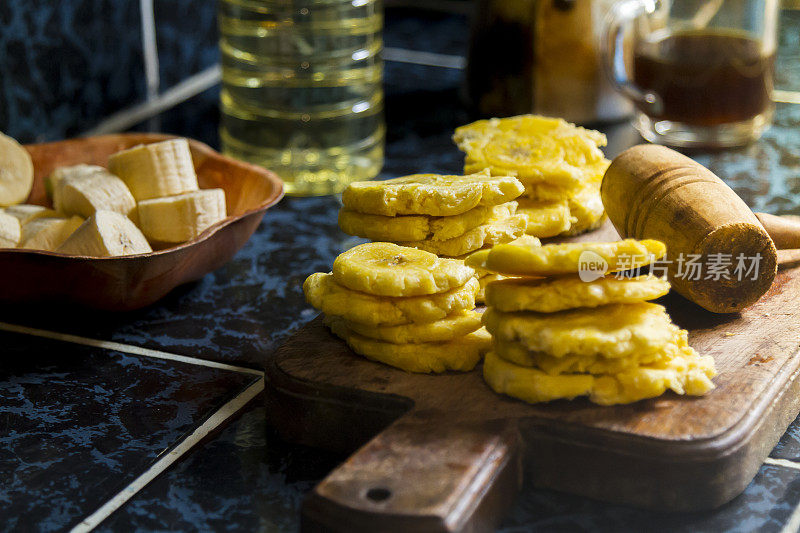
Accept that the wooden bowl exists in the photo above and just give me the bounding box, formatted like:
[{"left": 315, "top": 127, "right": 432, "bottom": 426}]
[{"left": 0, "top": 133, "right": 284, "bottom": 311}]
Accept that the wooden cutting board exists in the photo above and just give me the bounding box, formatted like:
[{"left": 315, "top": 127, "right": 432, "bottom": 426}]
[{"left": 264, "top": 223, "right": 800, "bottom": 532}]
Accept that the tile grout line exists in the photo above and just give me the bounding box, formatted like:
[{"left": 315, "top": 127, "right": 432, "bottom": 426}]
[
  {"left": 139, "top": 0, "right": 161, "bottom": 131},
  {"left": 383, "top": 47, "right": 465, "bottom": 69},
  {"left": 0, "top": 322, "right": 263, "bottom": 376},
  {"left": 774, "top": 90, "right": 800, "bottom": 105},
  {"left": 764, "top": 457, "right": 800, "bottom": 472},
  {"left": 139, "top": 0, "right": 160, "bottom": 101},
  {"left": 70, "top": 377, "right": 265, "bottom": 533},
  {"left": 82, "top": 65, "right": 221, "bottom": 136}
]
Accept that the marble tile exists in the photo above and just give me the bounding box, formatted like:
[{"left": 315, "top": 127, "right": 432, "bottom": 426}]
[
  {"left": 385, "top": 60, "right": 466, "bottom": 98},
  {"left": 153, "top": 0, "right": 218, "bottom": 88},
  {"left": 693, "top": 102, "right": 800, "bottom": 216},
  {"left": 776, "top": 10, "right": 800, "bottom": 93},
  {"left": 95, "top": 408, "right": 800, "bottom": 532},
  {"left": 0, "top": 329, "right": 257, "bottom": 531},
  {"left": 0, "top": 0, "right": 146, "bottom": 143},
  {"left": 131, "top": 86, "right": 221, "bottom": 149},
  {"left": 771, "top": 413, "right": 800, "bottom": 462},
  {"left": 384, "top": 8, "right": 470, "bottom": 57},
  {"left": 499, "top": 464, "right": 800, "bottom": 533},
  {"left": 96, "top": 402, "right": 343, "bottom": 532},
  {"left": 383, "top": 81, "right": 471, "bottom": 176}
]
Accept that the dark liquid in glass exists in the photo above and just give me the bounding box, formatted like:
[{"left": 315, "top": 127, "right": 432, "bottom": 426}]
[{"left": 633, "top": 29, "right": 774, "bottom": 126}]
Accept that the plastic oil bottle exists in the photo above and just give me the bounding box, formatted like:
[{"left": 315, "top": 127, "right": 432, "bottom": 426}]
[{"left": 219, "top": 0, "right": 385, "bottom": 195}]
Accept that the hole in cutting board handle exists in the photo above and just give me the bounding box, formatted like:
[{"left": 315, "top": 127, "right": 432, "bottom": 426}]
[
  {"left": 302, "top": 419, "right": 523, "bottom": 530},
  {"left": 365, "top": 487, "right": 392, "bottom": 502}
]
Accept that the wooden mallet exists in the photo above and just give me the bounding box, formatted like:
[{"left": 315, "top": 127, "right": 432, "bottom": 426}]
[{"left": 602, "top": 144, "right": 800, "bottom": 313}]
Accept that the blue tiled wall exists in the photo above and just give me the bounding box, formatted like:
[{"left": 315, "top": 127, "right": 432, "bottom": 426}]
[
  {"left": 154, "top": 0, "right": 218, "bottom": 88},
  {"left": 0, "top": 0, "right": 218, "bottom": 144},
  {"left": 0, "top": 1, "right": 146, "bottom": 143}
]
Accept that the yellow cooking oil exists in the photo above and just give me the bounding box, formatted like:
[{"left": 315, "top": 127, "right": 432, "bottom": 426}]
[{"left": 218, "top": 0, "right": 384, "bottom": 196}]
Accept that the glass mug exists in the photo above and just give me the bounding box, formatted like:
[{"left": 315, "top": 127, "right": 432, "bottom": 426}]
[{"left": 602, "top": 0, "right": 779, "bottom": 147}]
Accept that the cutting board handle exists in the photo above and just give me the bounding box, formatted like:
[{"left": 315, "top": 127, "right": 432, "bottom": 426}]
[
  {"left": 755, "top": 212, "right": 800, "bottom": 250},
  {"left": 301, "top": 416, "right": 522, "bottom": 532}
]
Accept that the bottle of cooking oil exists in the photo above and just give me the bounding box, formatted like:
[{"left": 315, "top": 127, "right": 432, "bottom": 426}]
[{"left": 219, "top": 0, "right": 384, "bottom": 196}]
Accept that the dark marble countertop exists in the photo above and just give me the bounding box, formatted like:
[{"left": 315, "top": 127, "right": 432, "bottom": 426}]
[{"left": 4, "top": 7, "right": 800, "bottom": 532}]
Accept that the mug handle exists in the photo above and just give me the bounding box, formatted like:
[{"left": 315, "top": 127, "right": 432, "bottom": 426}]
[{"left": 600, "top": 0, "right": 663, "bottom": 115}]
